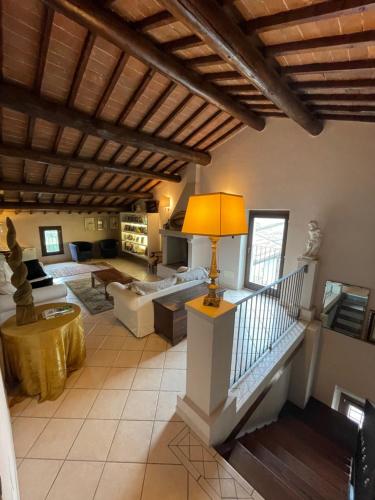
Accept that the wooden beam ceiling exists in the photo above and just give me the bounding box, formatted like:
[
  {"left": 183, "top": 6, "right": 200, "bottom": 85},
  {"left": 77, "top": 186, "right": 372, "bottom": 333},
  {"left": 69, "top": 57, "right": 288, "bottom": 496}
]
[
  {"left": 41, "top": 0, "right": 265, "bottom": 132},
  {"left": 0, "top": 181, "right": 153, "bottom": 199},
  {"left": 160, "top": 0, "right": 323, "bottom": 136},
  {"left": 0, "top": 82, "right": 209, "bottom": 166},
  {"left": 0, "top": 202, "right": 123, "bottom": 212},
  {"left": 0, "top": 144, "right": 182, "bottom": 183}
]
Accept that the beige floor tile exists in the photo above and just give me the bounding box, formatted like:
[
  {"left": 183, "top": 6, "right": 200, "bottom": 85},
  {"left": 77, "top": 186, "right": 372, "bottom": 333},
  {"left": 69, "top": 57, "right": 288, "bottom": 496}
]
[
  {"left": 18, "top": 459, "right": 63, "bottom": 500},
  {"left": 122, "top": 390, "right": 158, "bottom": 420},
  {"left": 46, "top": 460, "right": 104, "bottom": 500},
  {"left": 9, "top": 398, "right": 32, "bottom": 416},
  {"left": 139, "top": 351, "right": 166, "bottom": 369},
  {"left": 155, "top": 391, "right": 182, "bottom": 421},
  {"left": 141, "top": 464, "right": 188, "bottom": 500},
  {"left": 123, "top": 337, "right": 147, "bottom": 351},
  {"left": 68, "top": 419, "right": 118, "bottom": 461},
  {"left": 161, "top": 369, "right": 186, "bottom": 392},
  {"left": 88, "top": 389, "right": 129, "bottom": 419},
  {"left": 65, "top": 368, "right": 84, "bottom": 388},
  {"left": 86, "top": 349, "right": 119, "bottom": 367},
  {"left": 108, "top": 420, "right": 153, "bottom": 463},
  {"left": 94, "top": 462, "right": 146, "bottom": 500},
  {"left": 74, "top": 367, "right": 110, "bottom": 389},
  {"left": 85, "top": 335, "right": 106, "bottom": 349},
  {"left": 132, "top": 369, "right": 163, "bottom": 390},
  {"left": 148, "top": 421, "right": 186, "bottom": 464},
  {"left": 54, "top": 389, "right": 99, "bottom": 418},
  {"left": 144, "top": 334, "right": 168, "bottom": 352},
  {"left": 107, "top": 325, "right": 133, "bottom": 337},
  {"left": 101, "top": 336, "right": 126, "bottom": 350},
  {"left": 12, "top": 417, "right": 49, "bottom": 458},
  {"left": 103, "top": 367, "right": 136, "bottom": 389},
  {"left": 168, "top": 339, "right": 187, "bottom": 352},
  {"left": 22, "top": 391, "right": 68, "bottom": 418},
  {"left": 89, "top": 324, "right": 110, "bottom": 336},
  {"left": 114, "top": 350, "right": 142, "bottom": 368},
  {"left": 165, "top": 351, "right": 187, "bottom": 370},
  {"left": 27, "top": 418, "right": 83, "bottom": 459},
  {"left": 189, "top": 474, "right": 211, "bottom": 500}
]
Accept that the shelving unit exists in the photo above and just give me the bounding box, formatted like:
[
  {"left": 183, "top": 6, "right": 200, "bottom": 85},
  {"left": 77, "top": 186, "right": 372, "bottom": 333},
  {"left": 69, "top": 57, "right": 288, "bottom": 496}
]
[{"left": 120, "top": 212, "right": 160, "bottom": 261}]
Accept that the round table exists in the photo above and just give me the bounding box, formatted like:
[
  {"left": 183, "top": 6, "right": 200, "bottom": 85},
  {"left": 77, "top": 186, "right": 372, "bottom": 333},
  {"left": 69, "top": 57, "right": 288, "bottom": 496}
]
[{"left": 1, "top": 303, "right": 86, "bottom": 401}]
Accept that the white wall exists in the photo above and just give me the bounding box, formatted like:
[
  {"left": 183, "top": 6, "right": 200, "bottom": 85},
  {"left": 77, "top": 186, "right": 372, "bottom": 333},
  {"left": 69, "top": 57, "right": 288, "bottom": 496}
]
[
  {"left": 0, "top": 211, "right": 119, "bottom": 264},
  {"left": 313, "top": 328, "right": 375, "bottom": 406},
  {"left": 0, "top": 371, "right": 20, "bottom": 500},
  {"left": 199, "top": 119, "right": 375, "bottom": 309}
]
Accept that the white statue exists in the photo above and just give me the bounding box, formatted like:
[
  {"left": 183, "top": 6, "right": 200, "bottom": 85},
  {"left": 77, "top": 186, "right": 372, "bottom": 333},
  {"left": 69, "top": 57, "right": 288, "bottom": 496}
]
[{"left": 303, "top": 220, "right": 323, "bottom": 259}]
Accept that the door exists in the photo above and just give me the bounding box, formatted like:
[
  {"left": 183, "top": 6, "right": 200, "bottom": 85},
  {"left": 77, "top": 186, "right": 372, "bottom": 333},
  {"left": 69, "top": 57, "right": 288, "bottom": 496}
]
[{"left": 245, "top": 211, "right": 289, "bottom": 290}]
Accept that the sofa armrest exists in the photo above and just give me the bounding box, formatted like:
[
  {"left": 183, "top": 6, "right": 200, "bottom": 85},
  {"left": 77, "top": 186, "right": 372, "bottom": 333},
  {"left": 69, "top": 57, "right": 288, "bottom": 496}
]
[{"left": 107, "top": 282, "right": 141, "bottom": 311}]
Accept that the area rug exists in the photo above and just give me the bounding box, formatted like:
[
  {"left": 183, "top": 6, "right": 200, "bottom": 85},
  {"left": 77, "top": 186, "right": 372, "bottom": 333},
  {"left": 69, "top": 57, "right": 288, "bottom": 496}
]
[
  {"left": 65, "top": 278, "right": 114, "bottom": 314},
  {"left": 45, "top": 261, "right": 112, "bottom": 279}
]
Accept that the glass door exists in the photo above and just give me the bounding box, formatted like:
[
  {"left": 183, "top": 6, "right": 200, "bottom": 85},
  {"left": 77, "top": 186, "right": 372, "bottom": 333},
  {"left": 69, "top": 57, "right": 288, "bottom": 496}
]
[{"left": 245, "top": 211, "right": 289, "bottom": 290}]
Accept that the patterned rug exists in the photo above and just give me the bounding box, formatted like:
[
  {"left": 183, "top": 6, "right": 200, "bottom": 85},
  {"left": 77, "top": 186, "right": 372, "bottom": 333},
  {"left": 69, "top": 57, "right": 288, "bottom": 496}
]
[
  {"left": 65, "top": 277, "right": 114, "bottom": 315},
  {"left": 45, "top": 261, "right": 111, "bottom": 279}
]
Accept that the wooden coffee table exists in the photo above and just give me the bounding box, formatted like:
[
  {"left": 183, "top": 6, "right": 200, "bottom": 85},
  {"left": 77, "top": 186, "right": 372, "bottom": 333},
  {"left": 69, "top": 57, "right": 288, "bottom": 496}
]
[{"left": 91, "top": 268, "right": 136, "bottom": 300}]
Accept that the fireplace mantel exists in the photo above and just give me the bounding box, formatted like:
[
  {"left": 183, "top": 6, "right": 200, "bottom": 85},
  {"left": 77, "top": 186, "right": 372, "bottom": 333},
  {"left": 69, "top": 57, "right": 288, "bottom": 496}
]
[{"left": 159, "top": 229, "right": 205, "bottom": 240}]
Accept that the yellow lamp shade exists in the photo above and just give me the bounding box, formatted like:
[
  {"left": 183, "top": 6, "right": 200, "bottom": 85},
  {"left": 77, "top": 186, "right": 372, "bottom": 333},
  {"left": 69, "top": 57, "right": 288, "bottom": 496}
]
[{"left": 182, "top": 192, "right": 247, "bottom": 237}]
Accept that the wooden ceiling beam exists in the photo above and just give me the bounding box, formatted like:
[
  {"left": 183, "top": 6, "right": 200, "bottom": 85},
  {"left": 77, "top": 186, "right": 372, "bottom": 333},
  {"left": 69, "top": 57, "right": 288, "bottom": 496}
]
[
  {"left": 292, "top": 79, "right": 375, "bottom": 89},
  {"left": 161, "top": 35, "right": 203, "bottom": 52},
  {"left": 132, "top": 11, "right": 174, "bottom": 31},
  {"left": 41, "top": 0, "right": 264, "bottom": 131},
  {"left": 0, "top": 202, "right": 123, "bottom": 212},
  {"left": 300, "top": 93, "right": 375, "bottom": 102},
  {"left": 243, "top": 0, "right": 375, "bottom": 34},
  {"left": 252, "top": 103, "right": 375, "bottom": 113},
  {"left": 265, "top": 30, "right": 375, "bottom": 57},
  {"left": 0, "top": 181, "right": 152, "bottom": 199},
  {"left": 185, "top": 54, "right": 223, "bottom": 67},
  {"left": 0, "top": 82, "right": 209, "bottom": 165},
  {"left": 283, "top": 59, "right": 375, "bottom": 75},
  {"left": 318, "top": 113, "right": 375, "bottom": 122},
  {"left": 0, "top": 144, "right": 182, "bottom": 182},
  {"left": 160, "top": 0, "right": 322, "bottom": 135}
]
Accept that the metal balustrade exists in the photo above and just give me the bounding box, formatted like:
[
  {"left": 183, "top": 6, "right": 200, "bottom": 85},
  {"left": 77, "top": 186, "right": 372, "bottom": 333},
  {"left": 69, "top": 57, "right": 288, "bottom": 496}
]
[{"left": 230, "top": 265, "right": 307, "bottom": 387}]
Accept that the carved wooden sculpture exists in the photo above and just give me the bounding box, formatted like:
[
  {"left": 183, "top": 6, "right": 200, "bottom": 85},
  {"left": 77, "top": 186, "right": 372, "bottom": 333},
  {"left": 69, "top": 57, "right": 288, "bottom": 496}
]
[{"left": 6, "top": 217, "right": 37, "bottom": 325}]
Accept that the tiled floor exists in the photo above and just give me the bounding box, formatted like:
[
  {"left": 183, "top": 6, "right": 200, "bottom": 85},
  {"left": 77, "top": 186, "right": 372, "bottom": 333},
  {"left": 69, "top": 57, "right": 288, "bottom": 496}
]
[{"left": 9, "top": 259, "right": 262, "bottom": 500}]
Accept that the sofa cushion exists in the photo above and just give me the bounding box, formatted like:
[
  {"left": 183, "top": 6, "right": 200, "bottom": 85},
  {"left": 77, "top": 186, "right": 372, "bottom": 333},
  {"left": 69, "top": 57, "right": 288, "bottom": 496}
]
[
  {"left": 0, "top": 257, "right": 16, "bottom": 295},
  {"left": 130, "top": 276, "right": 177, "bottom": 296},
  {"left": 24, "top": 259, "right": 47, "bottom": 281},
  {"left": 30, "top": 276, "right": 54, "bottom": 289},
  {"left": 175, "top": 266, "right": 208, "bottom": 283}
]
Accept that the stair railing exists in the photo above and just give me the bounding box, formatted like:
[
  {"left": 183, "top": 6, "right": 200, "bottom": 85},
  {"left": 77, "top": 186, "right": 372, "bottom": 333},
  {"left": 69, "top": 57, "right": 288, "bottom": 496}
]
[{"left": 231, "top": 265, "right": 308, "bottom": 386}]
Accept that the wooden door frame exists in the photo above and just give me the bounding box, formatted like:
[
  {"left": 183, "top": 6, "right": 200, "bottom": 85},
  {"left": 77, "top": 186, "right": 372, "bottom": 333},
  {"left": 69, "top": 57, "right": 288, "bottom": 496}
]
[{"left": 244, "top": 210, "right": 289, "bottom": 291}]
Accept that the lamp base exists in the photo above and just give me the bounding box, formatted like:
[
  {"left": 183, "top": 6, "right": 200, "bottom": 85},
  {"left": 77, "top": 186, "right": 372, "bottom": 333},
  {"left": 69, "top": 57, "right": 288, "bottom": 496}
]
[{"left": 203, "top": 294, "right": 221, "bottom": 307}]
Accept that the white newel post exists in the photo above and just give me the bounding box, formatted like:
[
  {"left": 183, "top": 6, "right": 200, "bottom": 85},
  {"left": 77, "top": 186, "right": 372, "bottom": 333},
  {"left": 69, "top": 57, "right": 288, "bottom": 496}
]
[
  {"left": 298, "top": 257, "right": 319, "bottom": 321},
  {"left": 177, "top": 296, "right": 237, "bottom": 446}
]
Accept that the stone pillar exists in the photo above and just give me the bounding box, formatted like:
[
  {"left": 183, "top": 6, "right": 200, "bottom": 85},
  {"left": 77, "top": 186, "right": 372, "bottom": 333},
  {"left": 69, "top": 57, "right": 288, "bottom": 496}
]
[
  {"left": 298, "top": 257, "right": 319, "bottom": 321},
  {"left": 177, "top": 296, "right": 237, "bottom": 445}
]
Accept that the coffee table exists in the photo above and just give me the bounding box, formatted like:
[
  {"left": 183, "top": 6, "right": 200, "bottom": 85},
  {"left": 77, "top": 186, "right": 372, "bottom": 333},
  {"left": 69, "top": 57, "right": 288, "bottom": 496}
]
[{"left": 91, "top": 268, "right": 136, "bottom": 300}]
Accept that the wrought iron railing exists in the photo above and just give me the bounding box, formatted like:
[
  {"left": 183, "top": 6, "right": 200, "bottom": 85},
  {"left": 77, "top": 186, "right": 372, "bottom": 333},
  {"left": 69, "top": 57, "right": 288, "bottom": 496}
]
[{"left": 230, "top": 265, "right": 307, "bottom": 387}]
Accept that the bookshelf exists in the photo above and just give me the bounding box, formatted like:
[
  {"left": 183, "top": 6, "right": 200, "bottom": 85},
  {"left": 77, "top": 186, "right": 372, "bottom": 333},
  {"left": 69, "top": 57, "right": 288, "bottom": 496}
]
[{"left": 120, "top": 212, "right": 160, "bottom": 260}]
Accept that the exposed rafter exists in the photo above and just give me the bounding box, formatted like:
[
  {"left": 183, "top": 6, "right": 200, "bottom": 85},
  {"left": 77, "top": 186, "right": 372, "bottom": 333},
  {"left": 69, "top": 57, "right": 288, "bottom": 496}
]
[
  {"left": 160, "top": 0, "right": 322, "bottom": 135},
  {"left": 0, "top": 82, "right": 209, "bottom": 165},
  {"left": 0, "top": 144, "right": 182, "bottom": 183},
  {"left": 41, "top": 0, "right": 264, "bottom": 131},
  {"left": 0, "top": 202, "right": 123, "bottom": 212}
]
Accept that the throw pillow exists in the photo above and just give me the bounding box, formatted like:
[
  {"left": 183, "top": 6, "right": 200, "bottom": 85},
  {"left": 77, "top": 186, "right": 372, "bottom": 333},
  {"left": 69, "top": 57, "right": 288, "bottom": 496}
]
[
  {"left": 24, "top": 259, "right": 47, "bottom": 281},
  {"left": 0, "top": 256, "right": 16, "bottom": 295},
  {"left": 31, "top": 277, "right": 53, "bottom": 289},
  {"left": 176, "top": 266, "right": 190, "bottom": 273},
  {"left": 176, "top": 266, "right": 208, "bottom": 283},
  {"left": 130, "top": 276, "right": 177, "bottom": 296}
]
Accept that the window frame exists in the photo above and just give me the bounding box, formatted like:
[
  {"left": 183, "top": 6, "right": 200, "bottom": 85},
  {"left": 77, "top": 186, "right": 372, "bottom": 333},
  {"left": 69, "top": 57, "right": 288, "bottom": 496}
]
[
  {"left": 338, "top": 392, "right": 364, "bottom": 426},
  {"left": 39, "top": 226, "right": 64, "bottom": 257},
  {"left": 244, "top": 210, "right": 289, "bottom": 291}
]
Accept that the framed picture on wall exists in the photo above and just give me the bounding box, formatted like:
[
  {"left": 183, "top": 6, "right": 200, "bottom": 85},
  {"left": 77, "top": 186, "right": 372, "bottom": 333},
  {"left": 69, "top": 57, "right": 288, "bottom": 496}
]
[
  {"left": 109, "top": 216, "right": 119, "bottom": 230},
  {"left": 84, "top": 217, "right": 96, "bottom": 232},
  {"left": 97, "top": 217, "right": 107, "bottom": 231},
  {"left": 367, "top": 310, "right": 375, "bottom": 343}
]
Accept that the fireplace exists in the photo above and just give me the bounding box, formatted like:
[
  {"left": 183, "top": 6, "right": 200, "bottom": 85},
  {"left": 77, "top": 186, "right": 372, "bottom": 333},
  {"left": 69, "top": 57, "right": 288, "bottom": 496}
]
[{"left": 164, "top": 236, "right": 188, "bottom": 268}]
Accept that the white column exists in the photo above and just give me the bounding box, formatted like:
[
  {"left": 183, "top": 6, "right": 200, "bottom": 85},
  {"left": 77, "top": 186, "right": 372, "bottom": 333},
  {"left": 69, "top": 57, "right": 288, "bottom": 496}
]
[
  {"left": 297, "top": 257, "right": 319, "bottom": 321},
  {"left": 177, "top": 296, "right": 237, "bottom": 445}
]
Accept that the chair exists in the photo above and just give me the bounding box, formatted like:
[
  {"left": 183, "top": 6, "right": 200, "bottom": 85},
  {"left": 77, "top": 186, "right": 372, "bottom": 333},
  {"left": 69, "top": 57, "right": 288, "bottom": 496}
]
[
  {"left": 69, "top": 241, "right": 93, "bottom": 262},
  {"left": 99, "top": 239, "right": 119, "bottom": 258}
]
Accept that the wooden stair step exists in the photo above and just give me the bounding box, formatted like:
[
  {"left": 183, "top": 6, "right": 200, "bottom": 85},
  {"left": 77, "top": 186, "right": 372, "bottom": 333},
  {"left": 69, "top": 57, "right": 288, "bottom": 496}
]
[
  {"left": 229, "top": 442, "right": 305, "bottom": 500},
  {"left": 252, "top": 428, "right": 347, "bottom": 500}
]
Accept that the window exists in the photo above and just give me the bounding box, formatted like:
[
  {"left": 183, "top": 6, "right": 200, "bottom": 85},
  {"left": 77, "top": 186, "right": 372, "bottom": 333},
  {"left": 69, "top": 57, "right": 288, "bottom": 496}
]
[
  {"left": 39, "top": 226, "right": 64, "bottom": 256},
  {"left": 338, "top": 392, "right": 364, "bottom": 427},
  {"left": 244, "top": 211, "right": 289, "bottom": 290}
]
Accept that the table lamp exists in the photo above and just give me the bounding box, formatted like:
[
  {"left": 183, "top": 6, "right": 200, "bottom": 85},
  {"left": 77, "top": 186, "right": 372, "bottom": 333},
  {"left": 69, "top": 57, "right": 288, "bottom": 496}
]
[{"left": 182, "top": 192, "right": 247, "bottom": 307}]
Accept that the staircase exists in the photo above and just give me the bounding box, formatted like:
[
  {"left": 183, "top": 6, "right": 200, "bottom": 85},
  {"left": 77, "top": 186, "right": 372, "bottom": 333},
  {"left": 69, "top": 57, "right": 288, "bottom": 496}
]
[
  {"left": 332, "top": 294, "right": 367, "bottom": 337},
  {"left": 220, "top": 398, "right": 358, "bottom": 500}
]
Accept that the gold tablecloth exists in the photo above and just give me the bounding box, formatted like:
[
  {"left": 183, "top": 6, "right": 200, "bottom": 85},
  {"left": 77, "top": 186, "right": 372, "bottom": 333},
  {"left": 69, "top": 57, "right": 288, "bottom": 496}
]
[{"left": 1, "top": 303, "right": 86, "bottom": 401}]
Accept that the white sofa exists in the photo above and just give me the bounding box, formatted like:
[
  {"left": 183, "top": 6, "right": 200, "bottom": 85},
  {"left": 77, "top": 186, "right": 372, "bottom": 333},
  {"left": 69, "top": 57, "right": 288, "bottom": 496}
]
[{"left": 108, "top": 278, "right": 207, "bottom": 338}]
